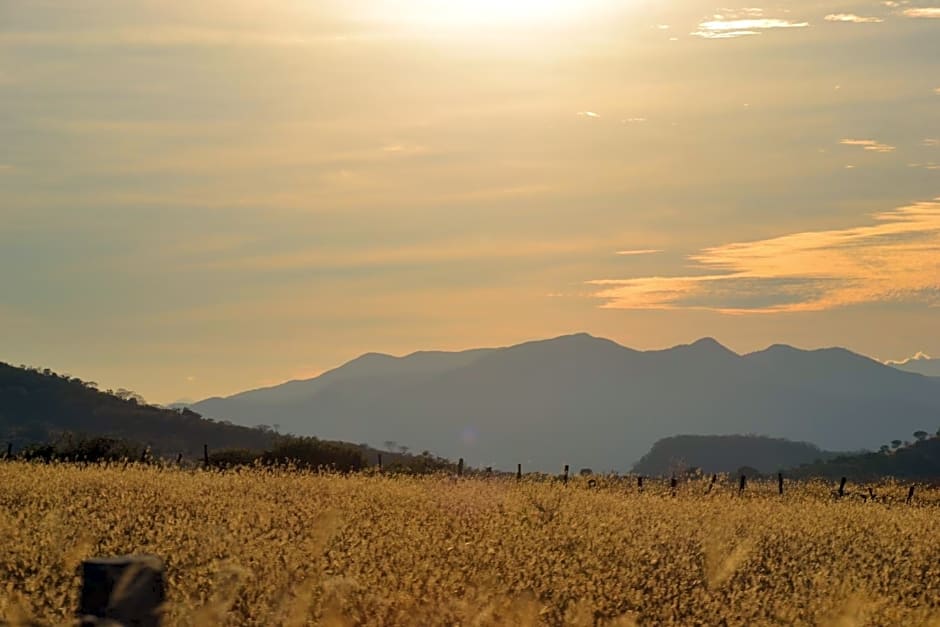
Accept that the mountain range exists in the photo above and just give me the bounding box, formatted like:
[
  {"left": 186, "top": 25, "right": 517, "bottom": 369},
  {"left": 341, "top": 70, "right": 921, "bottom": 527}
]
[
  {"left": 886, "top": 353, "right": 940, "bottom": 378},
  {"left": 183, "top": 334, "right": 940, "bottom": 472}
]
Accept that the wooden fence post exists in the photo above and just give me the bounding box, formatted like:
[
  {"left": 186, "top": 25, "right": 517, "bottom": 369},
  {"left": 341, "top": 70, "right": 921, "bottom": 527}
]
[
  {"left": 906, "top": 484, "right": 915, "bottom": 504},
  {"left": 838, "top": 477, "right": 847, "bottom": 498},
  {"left": 563, "top": 464, "right": 569, "bottom": 485},
  {"left": 705, "top": 473, "right": 717, "bottom": 494},
  {"left": 377, "top": 452, "right": 383, "bottom": 473},
  {"left": 778, "top": 472, "right": 784, "bottom": 496},
  {"left": 637, "top": 475, "right": 644, "bottom": 492},
  {"left": 457, "top": 458, "right": 464, "bottom": 477},
  {"left": 79, "top": 555, "right": 165, "bottom": 627},
  {"left": 739, "top": 474, "right": 746, "bottom": 494},
  {"left": 5, "top": 442, "right": 11, "bottom": 459},
  {"left": 203, "top": 444, "right": 209, "bottom": 469},
  {"left": 176, "top": 453, "right": 183, "bottom": 465},
  {"left": 517, "top": 463, "right": 522, "bottom": 480},
  {"left": 670, "top": 475, "right": 678, "bottom": 496}
]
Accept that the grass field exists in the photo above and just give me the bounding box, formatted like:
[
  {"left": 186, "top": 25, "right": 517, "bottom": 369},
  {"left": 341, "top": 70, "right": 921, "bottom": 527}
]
[{"left": 1, "top": 462, "right": 938, "bottom": 626}]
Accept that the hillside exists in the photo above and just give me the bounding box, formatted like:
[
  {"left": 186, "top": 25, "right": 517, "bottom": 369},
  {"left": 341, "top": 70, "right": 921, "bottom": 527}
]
[
  {"left": 632, "top": 435, "right": 839, "bottom": 476},
  {"left": 887, "top": 353, "right": 940, "bottom": 378},
  {"left": 0, "top": 362, "right": 275, "bottom": 457},
  {"left": 790, "top": 433, "right": 940, "bottom": 480},
  {"left": 185, "top": 334, "right": 940, "bottom": 472}
]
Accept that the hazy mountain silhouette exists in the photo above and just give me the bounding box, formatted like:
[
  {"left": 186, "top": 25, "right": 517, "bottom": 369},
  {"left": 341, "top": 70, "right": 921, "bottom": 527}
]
[
  {"left": 185, "top": 333, "right": 940, "bottom": 472},
  {"left": 886, "top": 353, "right": 940, "bottom": 378}
]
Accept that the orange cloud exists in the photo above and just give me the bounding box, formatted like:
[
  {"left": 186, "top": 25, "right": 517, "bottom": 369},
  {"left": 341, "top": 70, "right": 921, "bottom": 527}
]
[
  {"left": 590, "top": 199, "right": 940, "bottom": 314},
  {"left": 901, "top": 7, "right": 940, "bottom": 17},
  {"left": 615, "top": 249, "right": 662, "bottom": 256},
  {"left": 840, "top": 139, "right": 895, "bottom": 153},
  {"left": 692, "top": 16, "right": 809, "bottom": 39},
  {"left": 824, "top": 13, "right": 884, "bottom": 22}
]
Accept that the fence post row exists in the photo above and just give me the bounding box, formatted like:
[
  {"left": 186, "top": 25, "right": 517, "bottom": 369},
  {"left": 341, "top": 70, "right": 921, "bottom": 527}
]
[{"left": 705, "top": 473, "right": 717, "bottom": 494}]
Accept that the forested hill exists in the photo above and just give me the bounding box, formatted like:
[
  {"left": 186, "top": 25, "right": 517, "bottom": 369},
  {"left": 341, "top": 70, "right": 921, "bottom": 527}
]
[
  {"left": 790, "top": 432, "right": 940, "bottom": 480},
  {"left": 632, "top": 435, "right": 839, "bottom": 476},
  {"left": 0, "top": 361, "right": 275, "bottom": 456}
]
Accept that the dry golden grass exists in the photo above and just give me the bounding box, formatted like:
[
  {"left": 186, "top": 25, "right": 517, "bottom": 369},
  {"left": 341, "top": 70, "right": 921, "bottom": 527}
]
[{"left": 0, "top": 462, "right": 938, "bottom": 626}]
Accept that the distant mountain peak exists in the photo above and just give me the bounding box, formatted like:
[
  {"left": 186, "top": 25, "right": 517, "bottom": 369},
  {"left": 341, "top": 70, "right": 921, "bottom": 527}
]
[
  {"left": 504, "top": 332, "right": 628, "bottom": 355},
  {"left": 691, "top": 336, "right": 729, "bottom": 349},
  {"left": 349, "top": 351, "right": 397, "bottom": 363},
  {"left": 670, "top": 336, "right": 738, "bottom": 357}
]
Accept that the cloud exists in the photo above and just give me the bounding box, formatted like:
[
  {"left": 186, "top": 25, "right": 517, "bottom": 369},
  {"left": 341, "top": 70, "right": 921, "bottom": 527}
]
[
  {"left": 884, "top": 351, "right": 932, "bottom": 365},
  {"left": 923, "top": 139, "right": 940, "bottom": 147},
  {"left": 901, "top": 7, "right": 940, "bottom": 17},
  {"left": 577, "top": 111, "right": 601, "bottom": 118},
  {"left": 935, "top": 87, "right": 940, "bottom": 95},
  {"left": 615, "top": 249, "right": 662, "bottom": 256},
  {"left": 589, "top": 199, "right": 940, "bottom": 314},
  {"left": 622, "top": 118, "right": 648, "bottom": 123},
  {"left": 908, "top": 162, "right": 940, "bottom": 170},
  {"left": 692, "top": 15, "right": 809, "bottom": 38},
  {"left": 840, "top": 139, "right": 895, "bottom": 153},
  {"left": 824, "top": 13, "right": 884, "bottom": 22}
]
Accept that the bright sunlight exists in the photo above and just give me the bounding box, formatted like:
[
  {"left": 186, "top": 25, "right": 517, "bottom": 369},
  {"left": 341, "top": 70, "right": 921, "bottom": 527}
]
[{"left": 367, "top": 0, "right": 610, "bottom": 29}]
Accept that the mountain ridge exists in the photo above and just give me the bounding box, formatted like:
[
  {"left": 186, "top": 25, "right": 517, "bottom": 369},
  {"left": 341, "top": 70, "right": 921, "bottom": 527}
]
[{"left": 183, "top": 334, "right": 940, "bottom": 472}]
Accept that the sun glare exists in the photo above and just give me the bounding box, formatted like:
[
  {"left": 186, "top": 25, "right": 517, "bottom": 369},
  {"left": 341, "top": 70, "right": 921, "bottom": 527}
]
[{"left": 373, "top": 0, "right": 605, "bottom": 29}]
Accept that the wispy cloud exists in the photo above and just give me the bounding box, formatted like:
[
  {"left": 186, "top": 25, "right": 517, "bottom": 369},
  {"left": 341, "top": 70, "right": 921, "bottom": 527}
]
[
  {"left": 615, "top": 249, "right": 662, "bottom": 256},
  {"left": 824, "top": 13, "right": 884, "bottom": 22},
  {"left": 840, "top": 139, "right": 895, "bottom": 153},
  {"left": 901, "top": 7, "right": 940, "bottom": 17},
  {"left": 692, "top": 10, "right": 809, "bottom": 38},
  {"left": 908, "top": 162, "right": 940, "bottom": 170},
  {"left": 577, "top": 111, "right": 601, "bottom": 118},
  {"left": 923, "top": 139, "right": 940, "bottom": 147},
  {"left": 589, "top": 199, "right": 940, "bottom": 314}
]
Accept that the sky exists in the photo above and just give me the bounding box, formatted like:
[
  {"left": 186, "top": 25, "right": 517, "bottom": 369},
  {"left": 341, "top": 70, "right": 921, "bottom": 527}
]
[{"left": 1, "top": 0, "right": 938, "bottom": 404}]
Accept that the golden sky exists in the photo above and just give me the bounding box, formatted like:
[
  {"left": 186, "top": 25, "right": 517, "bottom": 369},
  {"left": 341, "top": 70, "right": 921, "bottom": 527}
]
[{"left": 1, "top": 0, "right": 938, "bottom": 402}]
